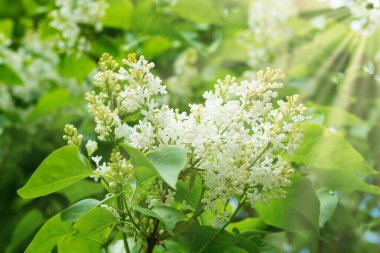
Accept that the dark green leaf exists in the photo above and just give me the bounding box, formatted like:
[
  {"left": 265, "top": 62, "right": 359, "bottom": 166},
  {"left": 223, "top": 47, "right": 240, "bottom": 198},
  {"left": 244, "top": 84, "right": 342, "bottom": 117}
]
[
  {"left": 175, "top": 174, "right": 202, "bottom": 209},
  {"left": 6, "top": 209, "right": 45, "bottom": 253}
]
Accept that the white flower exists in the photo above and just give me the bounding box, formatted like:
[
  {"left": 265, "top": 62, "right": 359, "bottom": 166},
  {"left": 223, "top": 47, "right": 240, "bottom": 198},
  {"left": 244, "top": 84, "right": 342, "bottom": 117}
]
[
  {"left": 49, "top": 0, "right": 108, "bottom": 52},
  {"left": 86, "top": 140, "right": 98, "bottom": 156},
  {"left": 246, "top": 0, "right": 296, "bottom": 67},
  {"left": 324, "top": 0, "right": 380, "bottom": 35},
  {"left": 87, "top": 54, "right": 307, "bottom": 224}
]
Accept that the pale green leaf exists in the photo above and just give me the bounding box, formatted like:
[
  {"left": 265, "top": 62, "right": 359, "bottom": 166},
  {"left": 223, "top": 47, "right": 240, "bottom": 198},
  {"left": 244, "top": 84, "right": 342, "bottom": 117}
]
[
  {"left": 284, "top": 123, "right": 375, "bottom": 175},
  {"left": 25, "top": 214, "right": 70, "bottom": 253},
  {"left": 255, "top": 176, "right": 320, "bottom": 233},
  {"left": 314, "top": 169, "right": 380, "bottom": 194},
  {"left": 316, "top": 188, "right": 338, "bottom": 227}
]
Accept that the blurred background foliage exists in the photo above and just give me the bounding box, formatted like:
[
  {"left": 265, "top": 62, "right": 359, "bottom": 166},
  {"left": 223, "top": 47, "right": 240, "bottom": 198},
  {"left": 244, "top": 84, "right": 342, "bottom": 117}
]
[{"left": 0, "top": 0, "right": 380, "bottom": 252}]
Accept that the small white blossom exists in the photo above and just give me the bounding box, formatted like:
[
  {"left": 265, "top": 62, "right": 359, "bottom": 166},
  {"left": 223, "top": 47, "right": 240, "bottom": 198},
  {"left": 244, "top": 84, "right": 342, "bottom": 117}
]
[
  {"left": 86, "top": 140, "right": 98, "bottom": 156},
  {"left": 92, "top": 155, "right": 102, "bottom": 166}
]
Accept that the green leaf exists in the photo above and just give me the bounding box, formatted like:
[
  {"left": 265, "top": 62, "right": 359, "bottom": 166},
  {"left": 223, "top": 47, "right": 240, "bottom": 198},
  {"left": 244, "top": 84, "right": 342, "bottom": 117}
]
[
  {"left": 182, "top": 223, "right": 260, "bottom": 253},
  {"left": 151, "top": 206, "right": 187, "bottom": 232},
  {"left": 173, "top": 0, "right": 222, "bottom": 24},
  {"left": 284, "top": 123, "right": 375, "bottom": 175},
  {"left": 141, "top": 36, "right": 172, "bottom": 58},
  {"left": 120, "top": 144, "right": 188, "bottom": 189},
  {"left": 25, "top": 214, "right": 70, "bottom": 253},
  {"left": 132, "top": 205, "right": 186, "bottom": 232},
  {"left": 28, "top": 89, "right": 75, "bottom": 121},
  {"left": 0, "top": 63, "right": 23, "bottom": 86},
  {"left": 61, "top": 53, "right": 96, "bottom": 82},
  {"left": 73, "top": 207, "right": 117, "bottom": 238},
  {"left": 314, "top": 169, "right": 380, "bottom": 194},
  {"left": 316, "top": 188, "right": 338, "bottom": 227},
  {"left": 226, "top": 218, "right": 279, "bottom": 235},
  {"left": 154, "top": 238, "right": 191, "bottom": 253},
  {"left": 208, "top": 245, "right": 249, "bottom": 253},
  {"left": 61, "top": 199, "right": 100, "bottom": 222},
  {"left": 6, "top": 209, "right": 45, "bottom": 253},
  {"left": 102, "top": 0, "right": 133, "bottom": 30},
  {"left": 132, "top": 205, "right": 158, "bottom": 218},
  {"left": 59, "top": 180, "right": 105, "bottom": 205},
  {"left": 58, "top": 238, "right": 101, "bottom": 253},
  {"left": 147, "top": 147, "right": 187, "bottom": 189},
  {"left": 308, "top": 103, "right": 365, "bottom": 127},
  {"left": 119, "top": 144, "right": 157, "bottom": 184},
  {"left": 175, "top": 174, "right": 202, "bottom": 209},
  {"left": 18, "top": 145, "right": 94, "bottom": 199},
  {"left": 255, "top": 176, "right": 320, "bottom": 233},
  {"left": 0, "top": 18, "right": 13, "bottom": 38}
]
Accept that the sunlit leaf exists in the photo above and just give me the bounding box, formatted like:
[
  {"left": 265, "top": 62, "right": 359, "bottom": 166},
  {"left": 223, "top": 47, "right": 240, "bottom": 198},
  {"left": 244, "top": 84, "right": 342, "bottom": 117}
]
[
  {"left": 316, "top": 188, "right": 338, "bottom": 227},
  {"left": 18, "top": 146, "right": 94, "bottom": 199},
  {"left": 284, "top": 123, "right": 375, "bottom": 175}
]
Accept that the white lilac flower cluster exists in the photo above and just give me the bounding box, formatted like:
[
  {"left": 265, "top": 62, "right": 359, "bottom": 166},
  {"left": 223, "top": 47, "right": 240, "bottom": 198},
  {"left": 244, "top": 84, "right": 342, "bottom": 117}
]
[
  {"left": 325, "top": 0, "right": 380, "bottom": 35},
  {"left": 49, "top": 0, "right": 108, "bottom": 52},
  {"left": 81, "top": 53, "right": 307, "bottom": 226},
  {"left": 246, "top": 0, "right": 296, "bottom": 68},
  {"left": 0, "top": 31, "right": 65, "bottom": 106}
]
